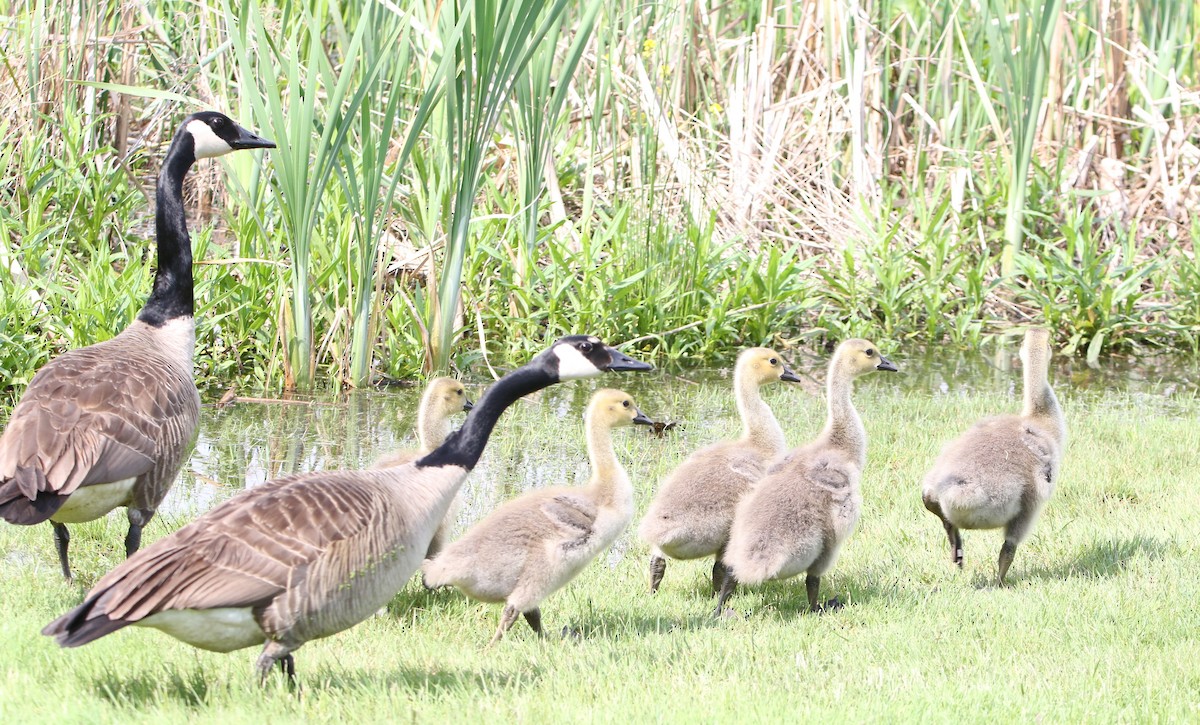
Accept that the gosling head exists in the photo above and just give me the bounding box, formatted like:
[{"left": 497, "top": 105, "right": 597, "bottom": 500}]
[
  {"left": 543, "top": 336, "right": 654, "bottom": 381},
  {"left": 737, "top": 347, "right": 803, "bottom": 386},
  {"left": 181, "top": 111, "right": 276, "bottom": 160},
  {"left": 832, "top": 338, "right": 898, "bottom": 378},
  {"left": 587, "top": 388, "right": 654, "bottom": 430},
  {"left": 423, "top": 377, "right": 474, "bottom": 418}
]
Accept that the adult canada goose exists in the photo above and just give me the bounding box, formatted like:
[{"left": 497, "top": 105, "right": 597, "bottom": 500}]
[
  {"left": 0, "top": 112, "right": 275, "bottom": 580},
  {"left": 43, "top": 336, "right": 650, "bottom": 684},
  {"left": 716, "top": 339, "right": 897, "bottom": 615},
  {"left": 637, "top": 348, "right": 801, "bottom": 594},
  {"left": 422, "top": 388, "right": 653, "bottom": 644},
  {"left": 372, "top": 377, "right": 473, "bottom": 558},
  {"left": 921, "top": 328, "right": 1065, "bottom": 584}
]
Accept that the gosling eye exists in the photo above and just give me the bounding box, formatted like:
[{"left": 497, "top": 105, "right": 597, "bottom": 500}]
[
  {"left": 769, "top": 358, "right": 778, "bottom": 366},
  {"left": 622, "top": 400, "right": 631, "bottom": 408},
  {"left": 456, "top": 389, "right": 464, "bottom": 396},
  {"left": 865, "top": 349, "right": 875, "bottom": 357}
]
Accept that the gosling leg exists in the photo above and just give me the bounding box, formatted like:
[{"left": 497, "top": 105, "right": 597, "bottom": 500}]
[
  {"left": 52, "top": 522, "right": 71, "bottom": 581},
  {"left": 944, "top": 520, "right": 964, "bottom": 568},
  {"left": 523, "top": 608, "right": 544, "bottom": 638},
  {"left": 713, "top": 572, "right": 737, "bottom": 617},
  {"left": 489, "top": 605, "right": 521, "bottom": 646},
  {"left": 711, "top": 546, "right": 730, "bottom": 596},
  {"left": 649, "top": 555, "right": 666, "bottom": 593},
  {"left": 997, "top": 540, "right": 1018, "bottom": 585}
]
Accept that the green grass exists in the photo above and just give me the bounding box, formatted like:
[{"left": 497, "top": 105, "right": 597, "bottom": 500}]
[{"left": 2, "top": 369, "right": 1198, "bottom": 721}]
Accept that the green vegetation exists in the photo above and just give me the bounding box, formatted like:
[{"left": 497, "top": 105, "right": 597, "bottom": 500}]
[
  {"left": 1, "top": 0, "right": 1198, "bottom": 398},
  {"left": 1, "top": 373, "right": 1197, "bottom": 720}
]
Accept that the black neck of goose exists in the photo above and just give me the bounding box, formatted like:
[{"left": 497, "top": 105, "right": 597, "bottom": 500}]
[
  {"left": 137, "top": 133, "right": 197, "bottom": 327},
  {"left": 417, "top": 364, "right": 556, "bottom": 471}
]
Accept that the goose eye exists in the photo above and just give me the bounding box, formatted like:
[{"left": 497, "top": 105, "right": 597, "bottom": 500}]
[
  {"left": 769, "top": 358, "right": 778, "bottom": 365},
  {"left": 578, "top": 341, "right": 593, "bottom": 353}
]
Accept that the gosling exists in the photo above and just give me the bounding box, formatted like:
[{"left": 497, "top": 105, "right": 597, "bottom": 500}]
[
  {"left": 372, "top": 377, "right": 473, "bottom": 558},
  {"left": 716, "top": 339, "right": 897, "bottom": 615},
  {"left": 921, "top": 327, "right": 1066, "bottom": 584},
  {"left": 422, "top": 388, "right": 653, "bottom": 644},
  {"left": 638, "top": 348, "right": 801, "bottom": 594}
]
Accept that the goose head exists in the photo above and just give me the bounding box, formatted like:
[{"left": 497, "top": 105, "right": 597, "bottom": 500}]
[
  {"left": 183, "top": 111, "right": 276, "bottom": 160},
  {"left": 543, "top": 336, "right": 653, "bottom": 380},
  {"left": 832, "top": 339, "right": 898, "bottom": 378},
  {"left": 737, "top": 347, "right": 803, "bottom": 386},
  {"left": 587, "top": 388, "right": 654, "bottom": 430}
]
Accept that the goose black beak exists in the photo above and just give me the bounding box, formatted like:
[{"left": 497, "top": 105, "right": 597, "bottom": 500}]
[
  {"left": 780, "top": 366, "right": 802, "bottom": 383},
  {"left": 462, "top": 399, "right": 474, "bottom": 412},
  {"left": 633, "top": 411, "right": 655, "bottom": 426},
  {"left": 232, "top": 125, "right": 276, "bottom": 150},
  {"left": 605, "top": 347, "right": 653, "bottom": 372},
  {"left": 876, "top": 355, "right": 898, "bottom": 372}
]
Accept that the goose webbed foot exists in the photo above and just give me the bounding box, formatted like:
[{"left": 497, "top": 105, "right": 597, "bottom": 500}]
[
  {"left": 649, "top": 555, "right": 666, "bottom": 593},
  {"left": 815, "top": 596, "right": 844, "bottom": 613},
  {"left": 52, "top": 522, "right": 72, "bottom": 582}
]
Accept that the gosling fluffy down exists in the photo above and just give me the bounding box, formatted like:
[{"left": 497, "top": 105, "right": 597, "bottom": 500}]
[
  {"left": 921, "top": 327, "right": 1066, "bottom": 583},
  {"left": 637, "top": 348, "right": 801, "bottom": 593},
  {"left": 717, "top": 339, "right": 897, "bottom": 614},
  {"left": 372, "top": 377, "right": 472, "bottom": 558},
  {"left": 422, "top": 388, "right": 652, "bottom": 643}
]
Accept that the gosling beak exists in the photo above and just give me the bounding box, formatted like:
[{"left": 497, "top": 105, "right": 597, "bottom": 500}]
[
  {"left": 780, "top": 365, "right": 802, "bottom": 383},
  {"left": 876, "top": 355, "right": 898, "bottom": 372},
  {"left": 231, "top": 124, "right": 276, "bottom": 150},
  {"left": 462, "top": 399, "right": 474, "bottom": 412},
  {"left": 633, "top": 411, "right": 654, "bottom": 426},
  {"left": 604, "top": 347, "right": 653, "bottom": 372}
]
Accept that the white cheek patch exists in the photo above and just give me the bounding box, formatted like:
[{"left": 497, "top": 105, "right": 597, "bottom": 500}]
[
  {"left": 187, "top": 120, "right": 233, "bottom": 159},
  {"left": 553, "top": 344, "right": 603, "bottom": 380}
]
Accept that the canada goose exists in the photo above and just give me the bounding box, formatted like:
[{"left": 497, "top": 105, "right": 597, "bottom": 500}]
[
  {"left": 43, "top": 336, "right": 650, "bottom": 684},
  {"left": 372, "top": 377, "right": 473, "bottom": 558},
  {"left": 0, "top": 112, "right": 275, "bottom": 580},
  {"left": 637, "top": 347, "right": 801, "bottom": 593},
  {"left": 422, "top": 388, "right": 653, "bottom": 644},
  {"left": 716, "top": 339, "right": 897, "bottom": 615},
  {"left": 921, "top": 328, "right": 1065, "bottom": 584}
]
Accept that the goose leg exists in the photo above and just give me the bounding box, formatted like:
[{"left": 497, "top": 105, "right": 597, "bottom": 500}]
[
  {"left": 51, "top": 522, "right": 71, "bottom": 581},
  {"left": 649, "top": 555, "right": 666, "bottom": 593},
  {"left": 256, "top": 641, "right": 297, "bottom": 687},
  {"left": 523, "top": 608, "right": 544, "bottom": 637},
  {"left": 125, "top": 508, "right": 151, "bottom": 557},
  {"left": 713, "top": 572, "right": 737, "bottom": 617},
  {"left": 489, "top": 605, "right": 521, "bottom": 646}
]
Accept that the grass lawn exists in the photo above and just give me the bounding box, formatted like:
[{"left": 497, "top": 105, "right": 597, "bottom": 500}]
[{"left": 2, "top": 370, "right": 1198, "bottom": 722}]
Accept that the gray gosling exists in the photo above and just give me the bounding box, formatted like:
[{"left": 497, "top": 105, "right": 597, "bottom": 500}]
[
  {"left": 638, "top": 348, "right": 801, "bottom": 594},
  {"left": 372, "top": 377, "right": 473, "bottom": 558},
  {"left": 0, "top": 112, "right": 274, "bottom": 580},
  {"left": 716, "top": 339, "right": 897, "bottom": 615},
  {"left": 422, "top": 388, "right": 653, "bottom": 644},
  {"left": 921, "top": 327, "right": 1065, "bottom": 584},
  {"left": 43, "top": 336, "right": 651, "bottom": 685}
]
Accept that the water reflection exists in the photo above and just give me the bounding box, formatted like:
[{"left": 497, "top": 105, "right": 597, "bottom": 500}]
[{"left": 161, "top": 351, "right": 1198, "bottom": 530}]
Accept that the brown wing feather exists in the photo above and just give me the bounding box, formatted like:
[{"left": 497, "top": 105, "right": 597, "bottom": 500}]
[
  {"left": 83, "top": 471, "right": 379, "bottom": 623},
  {"left": 0, "top": 332, "right": 197, "bottom": 522}
]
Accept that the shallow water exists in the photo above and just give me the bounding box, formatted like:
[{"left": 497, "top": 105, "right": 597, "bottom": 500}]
[{"left": 162, "top": 351, "right": 1200, "bottom": 531}]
